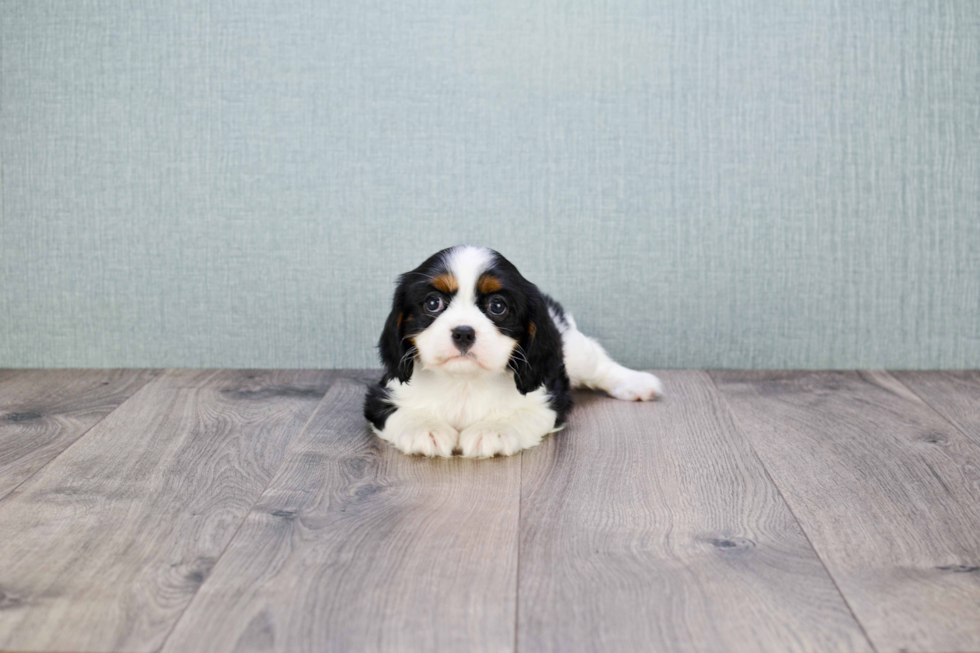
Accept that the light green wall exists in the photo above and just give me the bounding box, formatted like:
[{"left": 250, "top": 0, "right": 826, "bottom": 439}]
[{"left": 2, "top": 1, "right": 978, "bottom": 369}]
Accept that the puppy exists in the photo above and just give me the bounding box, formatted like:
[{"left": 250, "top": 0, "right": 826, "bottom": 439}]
[{"left": 364, "top": 246, "right": 662, "bottom": 458}]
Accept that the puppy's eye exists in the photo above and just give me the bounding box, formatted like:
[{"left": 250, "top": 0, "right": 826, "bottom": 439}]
[
  {"left": 424, "top": 295, "right": 445, "bottom": 314},
  {"left": 487, "top": 296, "right": 508, "bottom": 317}
]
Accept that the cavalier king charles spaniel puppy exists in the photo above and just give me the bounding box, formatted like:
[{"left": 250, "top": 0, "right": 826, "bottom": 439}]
[{"left": 364, "top": 246, "right": 662, "bottom": 458}]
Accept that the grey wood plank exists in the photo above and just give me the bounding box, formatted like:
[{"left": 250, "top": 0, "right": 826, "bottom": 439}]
[
  {"left": 711, "top": 370, "right": 980, "bottom": 653},
  {"left": 0, "top": 368, "right": 334, "bottom": 653},
  {"left": 161, "top": 377, "right": 522, "bottom": 653},
  {"left": 0, "top": 369, "right": 160, "bottom": 500},
  {"left": 518, "top": 370, "right": 870, "bottom": 653},
  {"left": 893, "top": 371, "right": 980, "bottom": 443}
]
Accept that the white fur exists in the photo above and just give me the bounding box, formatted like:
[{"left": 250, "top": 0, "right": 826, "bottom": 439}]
[
  {"left": 374, "top": 368, "right": 559, "bottom": 458},
  {"left": 560, "top": 325, "right": 663, "bottom": 401},
  {"left": 376, "top": 245, "right": 662, "bottom": 458}
]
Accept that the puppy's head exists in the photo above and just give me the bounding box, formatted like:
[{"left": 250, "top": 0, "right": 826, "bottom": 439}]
[{"left": 378, "top": 246, "right": 562, "bottom": 393}]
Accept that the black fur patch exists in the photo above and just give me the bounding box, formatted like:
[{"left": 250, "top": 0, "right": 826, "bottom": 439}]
[
  {"left": 375, "top": 249, "right": 460, "bottom": 384},
  {"left": 543, "top": 293, "right": 570, "bottom": 332},
  {"left": 363, "top": 382, "right": 398, "bottom": 430}
]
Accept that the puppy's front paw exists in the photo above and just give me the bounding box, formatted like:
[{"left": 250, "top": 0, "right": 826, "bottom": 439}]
[
  {"left": 459, "top": 423, "right": 526, "bottom": 458},
  {"left": 388, "top": 424, "right": 458, "bottom": 457},
  {"left": 608, "top": 370, "right": 663, "bottom": 402}
]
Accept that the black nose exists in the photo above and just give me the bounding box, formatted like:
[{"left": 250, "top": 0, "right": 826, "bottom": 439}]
[{"left": 451, "top": 326, "right": 476, "bottom": 351}]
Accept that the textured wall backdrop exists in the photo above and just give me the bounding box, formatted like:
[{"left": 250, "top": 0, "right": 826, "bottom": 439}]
[{"left": 1, "top": 1, "right": 979, "bottom": 369}]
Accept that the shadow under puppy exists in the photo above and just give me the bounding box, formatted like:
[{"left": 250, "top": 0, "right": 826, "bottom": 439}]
[{"left": 364, "top": 246, "right": 662, "bottom": 458}]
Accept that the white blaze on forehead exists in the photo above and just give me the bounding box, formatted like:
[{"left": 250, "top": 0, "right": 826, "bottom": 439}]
[{"left": 443, "top": 246, "right": 493, "bottom": 306}]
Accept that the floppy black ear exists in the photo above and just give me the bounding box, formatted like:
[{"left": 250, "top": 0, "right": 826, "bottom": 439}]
[
  {"left": 377, "top": 281, "right": 414, "bottom": 383},
  {"left": 512, "top": 290, "right": 566, "bottom": 395}
]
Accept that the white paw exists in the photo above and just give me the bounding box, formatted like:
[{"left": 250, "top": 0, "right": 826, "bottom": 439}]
[
  {"left": 389, "top": 424, "right": 459, "bottom": 457},
  {"left": 607, "top": 371, "right": 663, "bottom": 402},
  {"left": 459, "top": 424, "right": 526, "bottom": 458}
]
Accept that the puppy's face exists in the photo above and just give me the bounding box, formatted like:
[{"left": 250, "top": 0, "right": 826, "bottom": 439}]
[
  {"left": 378, "top": 246, "right": 565, "bottom": 394},
  {"left": 385, "top": 247, "right": 528, "bottom": 377}
]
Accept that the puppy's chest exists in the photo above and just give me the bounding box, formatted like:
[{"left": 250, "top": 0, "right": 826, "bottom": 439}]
[{"left": 390, "top": 371, "right": 546, "bottom": 430}]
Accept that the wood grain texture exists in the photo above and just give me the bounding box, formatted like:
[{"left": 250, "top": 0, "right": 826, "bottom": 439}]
[
  {"left": 518, "top": 370, "right": 870, "bottom": 653},
  {"left": 0, "top": 369, "right": 334, "bottom": 653},
  {"left": 893, "top": 371, "right": 980, "bottom": 442},
  {"left": 711, "top": 370, "right": 980, "bottom": 653},
  {"left": 161, "top": 378, "right": 522, "bottom": 653},
  {"left": 0, "top": 369, "right": 159, "bottom": 500}
]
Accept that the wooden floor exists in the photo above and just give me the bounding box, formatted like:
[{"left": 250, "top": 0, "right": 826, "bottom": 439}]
[{"left": 0, "top": 370, "right": 978, "bottom": 653}]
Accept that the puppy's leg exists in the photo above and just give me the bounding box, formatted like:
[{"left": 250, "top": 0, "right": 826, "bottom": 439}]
[
  {"left": 560, "top": 318, "right": 662, "bottom": 401},
  {"left": 459, "top": 406, "right": 557, "bottom": 458},
  {"left": 374, "top": 407, "right": 459, "bottom": 457}
]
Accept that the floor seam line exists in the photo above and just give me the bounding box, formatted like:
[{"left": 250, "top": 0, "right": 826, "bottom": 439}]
[
  {"left": 705, "top": 370, "right": 880, "bottom": 653},
  {"left": 0, "top": 369, "right": 162, "bottom": 504},
  {"left": 513, "top": 450, "right": 523, "bottom": 653},
  {"left": 154, "top": 371, "right": 340, "bottom": 653},
  {"left": 888, "top": 370, "right": 980, "bottom": 446}
]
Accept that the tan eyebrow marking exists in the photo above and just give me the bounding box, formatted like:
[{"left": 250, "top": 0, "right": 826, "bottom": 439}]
[
  {"left": 431, "top": 274, "right": 459, "bottom": 293},
  {"left": 528, "top": 322, "right": 537, "bottom": 341},
  {"left": 478, "top": 274, "right": 502, "bottom": 294}
]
